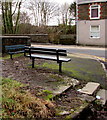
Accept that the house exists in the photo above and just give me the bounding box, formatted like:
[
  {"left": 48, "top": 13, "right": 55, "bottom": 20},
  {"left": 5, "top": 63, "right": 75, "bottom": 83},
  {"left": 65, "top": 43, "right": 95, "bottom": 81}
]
[{"left": 76, "top": 0, "right": 107, "bottom": 46}]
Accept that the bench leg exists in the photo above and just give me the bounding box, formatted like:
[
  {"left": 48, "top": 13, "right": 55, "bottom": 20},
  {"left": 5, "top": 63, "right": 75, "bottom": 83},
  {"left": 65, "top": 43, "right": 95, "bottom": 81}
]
[
  {"left": 24, "top": 52, "right": 26, "bottom": 56},
  {"left": 59, "top": 62, "right": 62, "bottom": 73},
  {"left": 10, "top": 54, "right": 13, "bottom": 60},
  {"left": 32, "top": 58, "right": 35, "bottom": 68}
]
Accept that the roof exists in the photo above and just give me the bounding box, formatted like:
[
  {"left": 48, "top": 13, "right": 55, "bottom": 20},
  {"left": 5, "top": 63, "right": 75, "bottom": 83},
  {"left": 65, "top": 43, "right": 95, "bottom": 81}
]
[{"left": 77, "top": 0, "right": 107, "bottom": 4}]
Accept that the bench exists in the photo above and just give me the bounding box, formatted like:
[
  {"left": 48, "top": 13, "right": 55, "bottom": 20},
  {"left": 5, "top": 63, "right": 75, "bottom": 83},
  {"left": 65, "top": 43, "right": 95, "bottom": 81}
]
[
  {"left": 5, "top": 45, "right": 26, "bottom": 59},
  {"left": 25, "top": 46, "right": 71, "bottom": 72}
]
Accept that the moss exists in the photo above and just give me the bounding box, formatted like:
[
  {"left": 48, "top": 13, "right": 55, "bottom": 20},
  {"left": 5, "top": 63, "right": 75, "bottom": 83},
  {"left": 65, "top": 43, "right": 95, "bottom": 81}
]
[
  {"left": 42, "top": 90, "right": 54, "bottom": 100},
  {"left": 49, "top": 74, "right": 64, "bottom": 82},
  {"left": 44, "top": 94, "right": 54, "bottom": 100},
  {"left": 42, "top": 90, "right": 53, "bottom": 94},
  {"left": 65, "top": 115, "right": 72, "bottom": 120}
]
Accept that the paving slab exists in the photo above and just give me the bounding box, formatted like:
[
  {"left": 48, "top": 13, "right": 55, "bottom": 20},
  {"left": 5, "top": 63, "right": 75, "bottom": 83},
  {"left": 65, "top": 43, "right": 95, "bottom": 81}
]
[
  {"left": 79, "top": 82, "right": 100, "bottom": 95},
  {"left": 53, "top": 85, "right": 71, "bottom": 95},
  {"left": 96, "top": 89, "right": 107, "bottom": 105}
]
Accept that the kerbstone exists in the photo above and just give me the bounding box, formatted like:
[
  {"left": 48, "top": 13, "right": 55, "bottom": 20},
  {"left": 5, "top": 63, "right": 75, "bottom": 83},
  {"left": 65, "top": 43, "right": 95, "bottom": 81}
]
[
  {"left": 96, "top": 89, "right": 107, "bottom": 105},
  {"left": 79, "top": 82, "right": 100, "bottom": 95}
]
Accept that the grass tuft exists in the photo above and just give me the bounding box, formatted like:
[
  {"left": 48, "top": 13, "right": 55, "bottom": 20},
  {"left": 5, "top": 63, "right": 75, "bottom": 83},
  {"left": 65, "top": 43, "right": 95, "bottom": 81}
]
[{"left": 2, "top": 78, "right": 55, "bottom": 119}]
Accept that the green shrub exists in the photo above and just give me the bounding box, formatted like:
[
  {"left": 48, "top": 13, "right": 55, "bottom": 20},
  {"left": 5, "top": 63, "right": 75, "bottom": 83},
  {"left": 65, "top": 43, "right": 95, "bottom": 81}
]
[
  {"left": 59, "top": 34, "right": 76, "bottom": 45},
  {"left": 49, "top": 33, "right": 60, "bottom": 44}
]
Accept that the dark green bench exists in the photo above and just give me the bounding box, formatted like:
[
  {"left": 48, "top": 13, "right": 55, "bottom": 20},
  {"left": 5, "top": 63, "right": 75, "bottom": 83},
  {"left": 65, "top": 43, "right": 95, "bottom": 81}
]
[
  {"left": 25, "top": 46, "right": 71, "bottom": 72},
  {"left": 5, "top": 45, "right": 26, "bottom": 59}
]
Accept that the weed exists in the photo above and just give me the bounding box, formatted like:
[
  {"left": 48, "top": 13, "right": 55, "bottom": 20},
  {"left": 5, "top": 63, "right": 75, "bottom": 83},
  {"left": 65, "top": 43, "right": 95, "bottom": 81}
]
[
  {"left": 42, "top": 90, "right": 53, "bottom": 94},
  {"left": 42, "top": 90, "right": 54, "bottom": 100}
]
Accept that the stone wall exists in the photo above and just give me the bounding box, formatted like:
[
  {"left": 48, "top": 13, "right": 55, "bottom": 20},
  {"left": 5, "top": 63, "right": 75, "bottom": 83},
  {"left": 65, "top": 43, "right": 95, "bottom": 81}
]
[
  {"left": 78, "top": 4, "right": 89, "bottom": 20},
  {"left": 59, "top": 34, "right": 76, "bottom": 45},
  {"left": 29, "top": 34, "right": 49, "bottom": 43},
  {"left": 1, "top": 36, "right": 31, "bottom": 53},
  {"left": 78, "top": 2, "right": 107, "bottom": 20},
  {"left": 101, "top": 2, "right": 107, "bottom": 19},
  {"left": 4, "top": 34, "right": 49, "bottom": 43}
]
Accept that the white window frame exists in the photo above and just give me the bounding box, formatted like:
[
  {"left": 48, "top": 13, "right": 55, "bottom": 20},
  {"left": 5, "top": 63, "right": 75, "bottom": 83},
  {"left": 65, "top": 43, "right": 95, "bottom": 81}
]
[
  {"left": 90, "top": 5, "right": 100, "bottom": 19},
  {"left": 90, "top": 25, "right": 100, "bottom": 39}
]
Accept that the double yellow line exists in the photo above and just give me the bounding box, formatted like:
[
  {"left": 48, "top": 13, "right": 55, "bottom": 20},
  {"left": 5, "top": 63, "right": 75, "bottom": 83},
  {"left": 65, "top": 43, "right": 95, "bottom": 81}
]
[{"left": 68, "top": 53, "right": 106, "bottom": 62}]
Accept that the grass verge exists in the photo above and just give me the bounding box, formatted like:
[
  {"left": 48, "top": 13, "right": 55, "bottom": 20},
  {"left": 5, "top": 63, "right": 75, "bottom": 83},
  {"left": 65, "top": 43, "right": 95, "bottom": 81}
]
[
  {"left": 1, "top": 77, "right": 55, "bottom": 119},
  {"left": 34, "top": 57, "right": 106, "bottom": 89}
]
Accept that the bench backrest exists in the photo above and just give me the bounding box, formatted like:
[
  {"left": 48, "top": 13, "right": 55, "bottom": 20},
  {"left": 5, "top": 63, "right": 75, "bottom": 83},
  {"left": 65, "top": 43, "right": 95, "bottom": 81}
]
[
  {"left": 5, "top": 45, "right": 25, "bottom": 51},
  {"left": 25, "top": 46, "right": 67, "bottom": 62},
  {"left": 25, "top": 46, "right": 67, "bottom": 55}
]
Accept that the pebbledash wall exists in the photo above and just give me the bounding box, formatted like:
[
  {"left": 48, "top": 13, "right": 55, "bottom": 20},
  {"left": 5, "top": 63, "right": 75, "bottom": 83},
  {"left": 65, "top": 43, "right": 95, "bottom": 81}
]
[{"left": 77, "top": 0, "right": 107, "bottom": 46}]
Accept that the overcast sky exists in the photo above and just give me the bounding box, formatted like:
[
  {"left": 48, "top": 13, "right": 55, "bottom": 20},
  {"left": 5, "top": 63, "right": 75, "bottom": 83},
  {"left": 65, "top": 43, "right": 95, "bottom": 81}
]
[
  {"left": 48, "top": 0, "right": 75, "bottom": 25},
  {"left": 49, "top": 0, "right": 74, "bottom": 4},
  {"left": 23, "top": 0, "right": 75, "bottom": 26}
]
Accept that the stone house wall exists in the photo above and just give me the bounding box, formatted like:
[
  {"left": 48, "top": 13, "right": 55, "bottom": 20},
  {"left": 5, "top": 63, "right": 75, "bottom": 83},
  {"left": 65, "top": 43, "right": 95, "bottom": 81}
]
[{"left": 78, "top": 2, "right": 107, "bottom": 20}]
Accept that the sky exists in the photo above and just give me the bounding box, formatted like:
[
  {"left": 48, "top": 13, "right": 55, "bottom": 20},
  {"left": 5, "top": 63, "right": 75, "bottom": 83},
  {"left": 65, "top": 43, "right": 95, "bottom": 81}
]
[
  {"left": 48, "top": 0, "right": 75, "bottom": 25},
  {"left": 22, "top": 0, "right": 75, "bottom": 26},
  {"left": 49, "top": 0, "right": 74, "bottom": 4}
]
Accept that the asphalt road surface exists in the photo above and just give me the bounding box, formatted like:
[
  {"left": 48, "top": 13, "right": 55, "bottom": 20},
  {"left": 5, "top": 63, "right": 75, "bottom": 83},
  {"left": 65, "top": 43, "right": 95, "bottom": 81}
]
[{"left": 66, "top": 48, "right": 106, "bottom": 58}]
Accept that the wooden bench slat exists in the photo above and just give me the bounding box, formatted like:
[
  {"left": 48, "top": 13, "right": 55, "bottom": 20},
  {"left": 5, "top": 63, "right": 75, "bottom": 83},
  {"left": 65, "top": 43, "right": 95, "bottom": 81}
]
[
  {"left": 25, "top": 50, "right": 67, "bottom": 56},
  {"left": 8, "top": 50, "right": 25, "bottom": 54},
  {"left": 30, "top": 47, "right": 66, "bottom": 52},
  {"left": 26, "top": 54, "right": 71, "bottom": 62}
]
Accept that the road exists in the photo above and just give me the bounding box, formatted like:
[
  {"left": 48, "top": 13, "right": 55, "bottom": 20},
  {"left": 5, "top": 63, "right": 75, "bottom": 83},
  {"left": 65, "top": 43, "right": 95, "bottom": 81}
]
[
  {"left": 32, "top": 44, "right": 106, "bottom": 59},
  {"left": 66, "top": 48, "right": 105, "bottom": 58}
]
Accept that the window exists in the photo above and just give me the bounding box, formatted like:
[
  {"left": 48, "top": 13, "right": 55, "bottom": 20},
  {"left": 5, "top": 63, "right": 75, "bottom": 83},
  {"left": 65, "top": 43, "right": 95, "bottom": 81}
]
[
  {"left": 90, "top": 5, "right": 100, "bottom": 19},
  {"left": 90, "top": 25, "right": 100, "bottom": 38}
]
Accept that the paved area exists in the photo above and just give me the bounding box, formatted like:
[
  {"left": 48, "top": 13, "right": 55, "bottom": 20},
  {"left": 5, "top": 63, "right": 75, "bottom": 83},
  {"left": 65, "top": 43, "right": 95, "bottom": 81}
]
[{"left": 79, "top": 82, "right": 100, "bottom": 95}]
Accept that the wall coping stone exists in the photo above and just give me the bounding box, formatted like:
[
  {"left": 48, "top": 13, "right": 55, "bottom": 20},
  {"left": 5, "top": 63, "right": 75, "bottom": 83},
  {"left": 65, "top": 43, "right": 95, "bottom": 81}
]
[
  {"left": 0, "top": 36, "right": 30, "bottom": 39},
  {"left": 78, "top": 0, "right": 107, "bottom": 5}
]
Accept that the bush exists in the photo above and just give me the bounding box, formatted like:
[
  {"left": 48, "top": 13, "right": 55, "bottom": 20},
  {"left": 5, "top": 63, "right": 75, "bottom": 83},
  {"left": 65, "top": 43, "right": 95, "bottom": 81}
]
[
  {"left": 59, "top": 34, "right": 76, "bottom": 45},
  {"left": 49, "top": 33, "right": 60, "bottom": 44}
]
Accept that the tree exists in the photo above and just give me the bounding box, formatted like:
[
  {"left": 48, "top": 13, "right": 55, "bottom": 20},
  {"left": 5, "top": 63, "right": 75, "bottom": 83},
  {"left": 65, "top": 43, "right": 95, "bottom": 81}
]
[
  {"left": 60, "top": 3, "right": 70, "bottom": 25},
  {"left": 14, "top": 12, "right": 30, "bottom": 24},
  {"left": 27, "top": 0, "right": 59, "bottom": 26},
  {"left": 1, "top": 0, "right": 23, "bottom": 34},
  {"left": 69, "top": 2, "right": 76, "bottom": 18}
]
